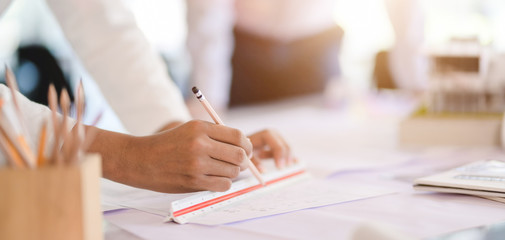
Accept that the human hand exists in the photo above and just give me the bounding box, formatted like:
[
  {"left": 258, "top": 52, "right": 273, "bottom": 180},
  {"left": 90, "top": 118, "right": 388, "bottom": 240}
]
[
  {"left": 102, "top": 120, "right": 253, "bottom": 193},
  {"left": 248, "top": 129, "right": 295, "bottom": 172}
]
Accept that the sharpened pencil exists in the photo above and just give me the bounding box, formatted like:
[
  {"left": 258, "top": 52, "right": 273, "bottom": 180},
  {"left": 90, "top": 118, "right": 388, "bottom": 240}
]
[{"left": 192, "top": 86, "right": 266, "bottom": 186}]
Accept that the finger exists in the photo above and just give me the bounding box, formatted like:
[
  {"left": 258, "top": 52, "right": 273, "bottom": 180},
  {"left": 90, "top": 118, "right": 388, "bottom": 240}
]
[
  {"left": 266, "top": 131, "right": 293, "bottom": 165},
  {"left": 263, "top": 131, "right": 294, "bottom": 166},
  {"left": 275, "top": 133, "right": 294, "bottom": 165},
  {"left": 256, "top": 149, "right": 273, "bottom": 159},
  {"left": 251, "top": 130, "right": 289, "bottom": 169},
  {"left": 202, "top": 157, "right": 241, "bottom": 179},
  {"left": 266, "top": 134, "right": 288, "bottom": 168},
  {"left": 194, "top": 175, "right": 233, "bottom": 192},
  {"left": 262, "top": 130, "right": 295, "bottom": 165},
  {"left": 164, "top": 171, "right": 233, "bottom": 193},
  {"left": 206, "top": 124, "right": 252, "bottom": 157},
  {"left": 256, "top": 149, "right": 296, "bottom": 168},
  {"left": 207, "top": 139, "right": 249, "bottom": 170}
]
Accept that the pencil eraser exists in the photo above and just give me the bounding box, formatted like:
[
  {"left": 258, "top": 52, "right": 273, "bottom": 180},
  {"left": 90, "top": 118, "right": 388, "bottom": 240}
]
[{"left": 192, "top": 87, "right": 199, "bottom": 94}]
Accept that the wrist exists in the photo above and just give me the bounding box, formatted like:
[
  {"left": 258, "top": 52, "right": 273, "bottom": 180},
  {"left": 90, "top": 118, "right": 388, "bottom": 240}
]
[{"left": 86, "top": 126, "right": 136, "bottom": 183}]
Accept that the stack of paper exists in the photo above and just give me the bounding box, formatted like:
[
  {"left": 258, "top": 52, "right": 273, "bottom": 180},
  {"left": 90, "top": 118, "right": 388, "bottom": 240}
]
[{"left": 414, "top": 160, "right": 505, "bottom": 203}]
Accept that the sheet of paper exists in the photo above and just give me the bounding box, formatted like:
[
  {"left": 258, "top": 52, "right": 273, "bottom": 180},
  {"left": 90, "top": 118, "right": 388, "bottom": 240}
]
[
  {"left": 216, "top": 191, "right": 505, "bottom": 240},
  {"left": 101, "top": 202, "right": 125, "bottom": 212},
  {"left": 103, "top": 172, "right": 393, "bottom": 225},
  {"left": 188, "top": 178, "right": 394, "bottom": 225},
  {"left": 105, "top": 209, "right": 282, "bottom": 240},
  {"left": 101, "top": 158, "right": 394, "bottom": 224},
  {"left": 100, "top": 178, "right": 194, "bottom": 215}
]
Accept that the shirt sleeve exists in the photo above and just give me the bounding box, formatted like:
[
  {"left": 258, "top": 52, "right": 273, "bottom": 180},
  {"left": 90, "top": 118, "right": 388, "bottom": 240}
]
[
  {"left": 0, "top": 84, "right": 76, "bottom": 167},
  {"left": 45, "top": 0, "right": 191, "bottom": 136}
]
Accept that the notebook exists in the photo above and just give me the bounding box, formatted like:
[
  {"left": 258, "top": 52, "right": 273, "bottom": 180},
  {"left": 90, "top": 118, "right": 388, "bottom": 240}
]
[{"left": 414, "top": 160, "right": 505, "bottom": 199}]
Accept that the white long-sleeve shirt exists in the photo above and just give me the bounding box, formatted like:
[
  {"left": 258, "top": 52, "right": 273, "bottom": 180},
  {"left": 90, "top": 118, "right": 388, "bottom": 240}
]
[
  {"left": 45, "top": 0, "right": 190, "bottom": 135},
  {"left": 1, "top": 0, "right": 191, "bottom": 136}
]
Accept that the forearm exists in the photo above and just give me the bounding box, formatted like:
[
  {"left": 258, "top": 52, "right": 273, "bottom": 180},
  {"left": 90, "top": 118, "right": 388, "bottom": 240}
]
[{"left": 85, "top": 126, "right": 134, "bottom": 184}]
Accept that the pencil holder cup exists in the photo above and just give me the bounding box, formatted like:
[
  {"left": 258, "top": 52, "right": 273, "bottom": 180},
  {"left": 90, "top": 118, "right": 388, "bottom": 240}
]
[{"left": 0, "top": 154, "right": 103, "bottom": 240}]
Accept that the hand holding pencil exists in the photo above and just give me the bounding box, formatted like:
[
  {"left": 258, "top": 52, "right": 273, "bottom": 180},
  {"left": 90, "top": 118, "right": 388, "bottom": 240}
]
[
  {"left": 192, "top": 87, "right": 296, "bottom": 184},
  {"left": 192, "top": 87, "right": 265, "bottom": 185},
  {"left": 99, "top": 87, "right": 293, "bottom": 193}
]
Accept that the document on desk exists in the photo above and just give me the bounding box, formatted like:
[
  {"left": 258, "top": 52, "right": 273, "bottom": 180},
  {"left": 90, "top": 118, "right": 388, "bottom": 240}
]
[
  {"left": 101, "top": 178, "right": 195, "bottom": 214},
  {"left": 101, "top": 160, "right": 394, "bottom": 225},
  {"left": 185, "top": 178, "right": 394, "bottom": 225},
  {"left": 414, "top": 160, "right": 505, "bottom": 199}
]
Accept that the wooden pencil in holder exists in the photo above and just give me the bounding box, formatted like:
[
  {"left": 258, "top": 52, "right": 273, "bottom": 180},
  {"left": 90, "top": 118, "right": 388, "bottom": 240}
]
[{"left": 0, "top": 154, "right": 103, "bottom": 240}]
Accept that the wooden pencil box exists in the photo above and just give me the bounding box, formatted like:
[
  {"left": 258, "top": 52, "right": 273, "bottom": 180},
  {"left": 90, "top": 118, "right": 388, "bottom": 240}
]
[{"left": 0, "top": 154, "right": 103, "bottom": 240}]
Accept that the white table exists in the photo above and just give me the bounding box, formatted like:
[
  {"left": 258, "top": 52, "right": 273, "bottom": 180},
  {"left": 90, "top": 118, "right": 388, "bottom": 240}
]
[{"left": 104, "top": 94, "right": 505, "bottom": 239}]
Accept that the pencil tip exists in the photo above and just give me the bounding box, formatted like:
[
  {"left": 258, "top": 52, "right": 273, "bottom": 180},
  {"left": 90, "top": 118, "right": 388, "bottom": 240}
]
[{"left": 192, "top": 86, "right": 199, "bottom": 94}]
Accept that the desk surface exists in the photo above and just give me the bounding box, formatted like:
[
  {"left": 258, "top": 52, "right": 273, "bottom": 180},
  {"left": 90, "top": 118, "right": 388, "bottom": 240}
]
[{"left": 104, "top": 94, "right": 505, "bottom": 239}]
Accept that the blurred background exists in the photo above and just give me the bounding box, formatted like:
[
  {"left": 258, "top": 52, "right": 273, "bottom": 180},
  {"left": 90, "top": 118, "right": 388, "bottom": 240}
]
[{"left": 0, "top": 0, "right": 504, "bottom": 133}]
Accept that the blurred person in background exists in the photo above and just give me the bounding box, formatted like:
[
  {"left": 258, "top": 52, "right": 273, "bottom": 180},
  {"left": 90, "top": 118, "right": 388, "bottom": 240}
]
[
  {"left": 186, "top": 0, "right": 343, "bottom": 111},
  {"left": 186, "top": 0, "right": 432, "bottom": 112},
  {"left": 380, "top": 0, "right": 428, "bottom": 91}
]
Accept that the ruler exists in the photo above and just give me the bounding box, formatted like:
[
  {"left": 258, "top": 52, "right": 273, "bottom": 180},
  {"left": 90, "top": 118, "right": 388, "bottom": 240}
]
[{"left": 166, "top": 163, "right": 308, "bottom": 224}]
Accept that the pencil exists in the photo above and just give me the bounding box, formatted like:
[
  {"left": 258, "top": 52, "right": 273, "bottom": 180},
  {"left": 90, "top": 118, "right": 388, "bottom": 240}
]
[
  {"left": 37, "top": 120, "right": 48, "bottom": 166},
  {"left": 68, "top": 80, "right": 85, "bottom": 164},
  {"left": 0, "top": 98, "right": 25, "bottom": 168},
  {"left": 59, "top": 88, "right": 70, "bottom": 164},
  {"left": 5, "top": 64, "right": 36, "bottom": 167},
  {"left": 192, "top": 86, "right": 265, "bottom": 186},
  {"left": 5, "top": 66, "right": 29, "bottom": 136},
  {"left": 48, "top": 84, "right": 60, "bottom": 164},
  {"left": 0, "top": 129, "right": 24, "bottom": 168},
  {"left": 0, "top": 97, "right": 33, "bottom": 168}
]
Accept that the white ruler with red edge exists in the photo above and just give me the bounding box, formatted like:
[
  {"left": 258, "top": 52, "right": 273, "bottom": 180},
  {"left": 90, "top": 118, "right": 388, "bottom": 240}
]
[{"left": 167, "top": 163, "right": 308, "bottom": 224}]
